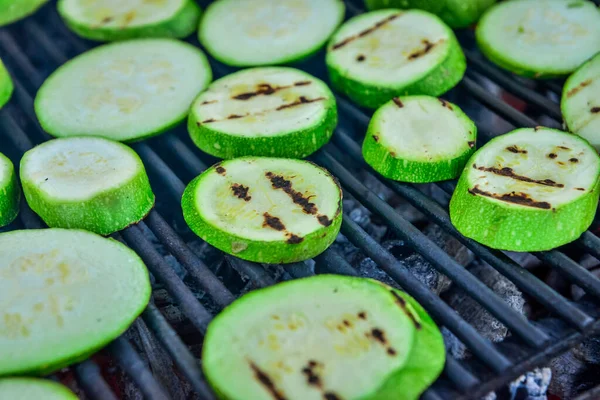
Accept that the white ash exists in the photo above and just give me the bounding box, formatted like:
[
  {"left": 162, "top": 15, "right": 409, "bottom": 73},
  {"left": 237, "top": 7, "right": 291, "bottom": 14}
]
[{"left": 509, "top": 368, "right": 552, "bottom": 400}]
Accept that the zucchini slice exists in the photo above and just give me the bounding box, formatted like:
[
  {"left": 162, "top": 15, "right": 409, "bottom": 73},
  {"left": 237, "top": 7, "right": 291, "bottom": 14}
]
[
  {"left": 0, "top": 152, "right": 19, "bottom": 228},
  {"left": 188, "top": 67, "right": 337, "bottom": 159},
  {"left": 326, "top": 9, "right": 466, "bottom": 109},
  {"left": 363, "top": 96, "right": 477, "bottom": 183},
  {"left": 0, "top": 378, "right": 77, "bottom": 399},
  {"left": 450, "top": 127, "right": 600, "bottom": 252},
  {"left": 20, "top": 137, "right": 155, "bottom": 236},
  {"left": 0, "top": 59, "right": 13, "bottom": 108},
  {"left": 562, "top": 52, "right": 600, "bottom": 150},
  {"left": 0, "top": 228, "right": 151, "bottom": 376},
  {"left": 0, "top": 0, "right": 48, "bottom": 26},
  {"left": 198, "top": 0, "right": 345, "bottom": 67},
  {"left": 35, "top": 38, "right": 212, "bottom": 142},
  {"left": 182, "top": 157, "right": 342, "bottom": 264},
  {"left": 202, "top": 275, "right": 419, "bottom": 400},
  {"left": 57, "top": 0, "right": 201, "bottom": 42},
  {"left": 364, "top": 0, "right": 497, "bottom": 28},
  {"left": 476, "top": 0, "right": 600, "bottom": 78}
]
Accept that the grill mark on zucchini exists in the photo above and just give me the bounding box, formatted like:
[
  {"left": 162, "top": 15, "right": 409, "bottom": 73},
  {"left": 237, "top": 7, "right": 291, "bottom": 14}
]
[
  {"left": 286, "top": 234, "right": 304, "bottom": 244},
  {"left": 249, "top": 361, "right": 288, "bottom": 400},
  {"left": 231, "top": 183, "right": 251, "bottom": 201},
  {"left": 392, "top": 98, "right": 403, "bottom": 108},
  {"left": 468, "top": 141, "right": 475, "bottom": 148},
  {"left": 566, "top": 79, "right": 592, "bottom": 97},
  {"left": 201, "top": 100, "right": 217, "bottom": 105},
  {"left": 438, "top": 98, "right": 453, "bottom": 110},
  {"left": 262, "top": 212, "right": 285, "bottom": 231},
  {"left": 301, "top": 361, "right": 323, "bottom": 388},
  {"left": 331, "top": 14, "right": 402, "bottom": 50},
  {"left": 474, "top": 165, "right": 564, "bottom": 188},
  {"left": 232, "top": 81, "right": 313, "bottom": 100},
  {"left": 469, "top": 186, "right": 552, "bottom": 209},
  {"left": 506, "top": 145, "right": 527, "bottom": 154},
  {"left": 276, "top": 96, "right": 325, "bottom": 111},
  {"left": 356, "top": 54, "right": 366, "bottom": 62},
  {"left": 408, "top": 39, "right": 439, "bottom": 60},
  {"left": 215, "top": 165, "right": 226, "bottom": 175},
  {"left": 591, "top": 107, "right": 600, "bottom": 114},
  {"left": 390, "top": 290, "right": 422, "bottom": 330}
]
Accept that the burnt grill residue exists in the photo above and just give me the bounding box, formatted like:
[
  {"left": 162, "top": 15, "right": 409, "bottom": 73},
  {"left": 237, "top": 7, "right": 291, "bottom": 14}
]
[
  {"left": 276, "top": 96, "right": 325, "bottom": 111},
  {"left": 390, "top": 291, "right": 422, "bottom": 329},
  {"left": 263, "top": 213, "right": 286, "bottom": 231},
  {"left": 408, "top": 39, "right": 436, "bottom": 60},
  {"left": 331, "top": 14, "right": 402, "bottom": 50},
  {"left": 438, "top": 98, "right": 453, "bottom": 110},
  {"left": 231, "top": 183, "right": 251, "bottom": 201},
  {"left": 249, "top": 362, "right": 288, "bottom": 400},
  {"left": 506, "top": 145, "right": 527, "bottom": 154},
  {"left": 392, "top": 97, "right": 404, "bottom": 108},
  {"left": 469, "top": 186, "right": 552, "bottom": 209},
  {"left": 566, "top": 79, "right": 592, "bottom": 97},
  {"left": 475, "top": 165, "right": 564, "bottom": 188}
]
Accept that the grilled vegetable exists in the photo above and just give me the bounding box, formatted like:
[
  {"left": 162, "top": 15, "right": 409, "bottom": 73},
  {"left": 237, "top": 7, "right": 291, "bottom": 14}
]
[
  {"left": 57, "top": 0, "right": 201, "bottom": 42},
  {"left": 189, "top": 67, "right": 337, "bottom": 159},
  {"left": 199, "top": 0, "right": 345, "bottom": 67},
  {"left": 182, "top": 158, "right": 342, "bottom": 264},
  {"left": 0, "top": 0, "right": 48, "bottom": 26},
  {"left": 363, "top": 96, "right": 476, "bottom": 183},
  {"left": 0, "top": 59, "right": 13, "bottom": 108},
  {"left": 476, "top": 0, "right": 600, "bottom": 78},
  {"left": 0, "top": 228, "right": 151, "bottom": 375},
  {"left": 0, "top": 378, "right": 78, "bottom": 399},
  {"left": 364, "top": 0, "right": 496, "bottom": 28},
  {"left": 0, "top": 152, "right": 19, "bottom": 227},
  {"left": 202, "top": 275, "right": 424, "bottom": 400},
  {"left": 35, "top": 38, "right": 212, "bottom": 142},
  {"left": 562, "top": 52, "right": 600, "bottom": 151},
  {"left": 20, "top": 137, "right": 154, "bottom": 235},
  {"left": 450, "top": 127, "right": 600, "bottom": 252},
  {"left": 326, "top": 9, "right": 466, "bottom": 109}
]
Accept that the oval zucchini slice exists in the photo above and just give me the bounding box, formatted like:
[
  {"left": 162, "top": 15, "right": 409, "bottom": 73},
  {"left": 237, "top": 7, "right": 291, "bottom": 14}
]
[
  {"left": 326, "top": 9, "right": 466, "bottom": 109},
  {"left": 0, "top": 0, "right": 48, "bottom": 26},
  {"left": 0, "top": 378, "right": 77, "bottom": 399},
  {"left": 450, "top": 127, "right": 600, "bottom": 252},
  {"left": 188, "top": 67, "right": 337, "bottom": 159},
  {"left": 199, "top": 0, "right": 345, "bottom": 67},
  {"left": 202, "top": 275, "right": 420, "bottom": 400},
  {"left": 476, "top": 0, "right": 600, "bottom": 78},
  {"left": 0, "top": 59, "right": 13, "bottom": 109},
  {"left": 562, "top": 52, "right": 600, "bottom": 151},
  {"left": 0, "top": 152, "right": 20, "bottom": 227},
  {"left": 0, "top": 228, "right": 151, "bottom": 376},
  {"left": 57, "top": 0, "right": 201, "bottom": 42},
  {"left": 34, "top": 38, "right": 212, "bottom": 142},
  {"left": 20, "top": 137, "right": 155, "bottom": 236},
  {"left": 363, "top": 96, "right": 477, "bottom": 183},
  {"left": 182, "top": 157, "right": 342, "bottom": 264}
]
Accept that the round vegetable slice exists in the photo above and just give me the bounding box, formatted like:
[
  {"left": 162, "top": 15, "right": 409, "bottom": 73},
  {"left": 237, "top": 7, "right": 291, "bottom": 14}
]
[
  {"left": 202, "top": 275, "right": 417, "bottom": 400},
  {"left": 450, "top": 127, "right": 600, "bottom": 252},
  {"left": 35, "top": 38, "right": 212, "bottom": 142},
  {"left": 326, "top": 9, "right": 466, "bottom": 109},
  {"left": 199, "top": 0, "right": 345, "bottom": 67},
  {"left": 0, "top": 228, "right": 151, "bottom": 375},
  {"left": 20, "top": 137, "right": 155, "bottom": 236},
  {"left": 182, "top": 157, "right": 342, "bottom": 264},
  {"left": 0, "top": 152, "right": 19, "bottom": 227},
  {"left": 364, "top": 0, "right": 496, "bottom": 28},
  {"left": 188, "top": 67, "right": 337, "bottom": 159},
  {"left": 0, "top": 0, "right": 48, "bottom": 26},
  {"left": 476, "top": 0, "right": 600, "bottom": 78},
  {"left": 57, "top": 0, "right": 201, "bottom": 42},
  {"left": 363, "top": 96, "right": 477, "bottom": 183},
  {"left": 562, "top": 52, "right": 600, "bottom": 150},
  {"left": 0, "top": 59, "right": 13, "bottom": 109},
  {"left": 0, "top": 378, "right": 77, "bottom": 400}
]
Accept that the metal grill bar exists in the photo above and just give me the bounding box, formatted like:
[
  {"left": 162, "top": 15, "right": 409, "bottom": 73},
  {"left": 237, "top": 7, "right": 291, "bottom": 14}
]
[{"left": 73, "top": 360, "right": 119, "bottom": 400}]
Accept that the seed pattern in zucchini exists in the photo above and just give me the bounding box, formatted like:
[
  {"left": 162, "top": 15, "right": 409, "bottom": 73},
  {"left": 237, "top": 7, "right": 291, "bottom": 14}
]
[
  {"left": 0, "top": 59, "right": 13, "bottom": 109},
  {"left": 182, "top": 158, "right": 342, "bottom": 264},
  {"left": 363, "top": 96, "right": 477, "bottom": 183},
  {"left": 189, "top": 67, "right": 337, "bottom": 159},
  {"left": 202, "top": 275, "right": 425, "bottom": 400},
  {"left": 58, "top": 0, "right": 201, "bottom": 42},
  {"left": 35, "top": 38, "right": 212, "bottom": 142},
  {"left": 450, "top": 127, "right": 600, "bottom": 252},
  {"left": 0, "top": 378, "right": 78, "bottom": 399},
  {"left": 0, "top": 0, "right": 48, "bottom": 26},
  {"left": 20, "top": 137, "right": 155, "bottom": 236},
  {"left": 0, "top": 152, "right": 19, "bottom": 228},
  {"left": 199, "top": 0, "right": 345, "bottom": 67},
  {"left": 476, "top": 0, "right": 600, "bottom": 78},
  {"left": 326, "top": 9, "right": 466, "bottom": 109},
  {"left": 0, "top": 229, "right": 151, "bottom": 376},
  {"left": 562, "top": 52, "right": 600, "bottom": 151}
]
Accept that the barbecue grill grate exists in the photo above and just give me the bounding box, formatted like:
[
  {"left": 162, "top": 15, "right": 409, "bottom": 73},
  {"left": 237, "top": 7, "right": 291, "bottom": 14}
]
[{"left": 1, "top": 1, "right": 600, "bottom": 399}]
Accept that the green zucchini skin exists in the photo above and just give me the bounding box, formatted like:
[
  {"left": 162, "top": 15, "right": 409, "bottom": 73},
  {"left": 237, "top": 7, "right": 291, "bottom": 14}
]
[
  {"left": 0, "top": 378, "right": 78, "bottom": 399},
  {"left": 0, "top": 153, "right": 20, "bottom": 228},
  {"left": 57, "top": 0, "right": 201, "bottom": 42},
  {"left": 0, "top": 0, "right": 48, "bottom": 26},
  {"left": 0, "top": 59, "right": 13, "bottom": 109}
]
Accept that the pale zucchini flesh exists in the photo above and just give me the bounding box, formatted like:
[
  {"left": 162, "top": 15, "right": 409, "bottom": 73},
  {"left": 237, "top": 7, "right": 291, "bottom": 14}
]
[
  {"left": 0, "top": 152, "right": 19, "bottom": 227},
  {"left": 0, "top": 229, "right": 151, "bottom": 376},
  {"left": 0, "top": 0, "right": 49, "bottom": 26},
  {"left": 0, "top": 58, "right": 13, "bottom": 109},
  {"left": 20, "top": 137, "right": 155, "bottom": 236},
  {"left": 34, "top": 39, "right": 212, "bottom": 142},
  {"left": 450, "top": 127, "right": 600, "bottom": 251},
  {"left": 189, "top": 67, "right": 337, "bottom": 159},
  {"left": 182, "top": 157, "right": 342, "bottom": 264},
  {"left": 0, "top": 378, "right": 78, "bottom": 400}
]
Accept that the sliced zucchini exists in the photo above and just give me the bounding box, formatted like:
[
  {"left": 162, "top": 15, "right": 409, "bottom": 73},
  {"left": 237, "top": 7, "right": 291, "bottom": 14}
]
[
  {"left": 0, "top": 228, "right": 151, "bottom": 375},
  {"left": 182, "top": 157, "right": 342, "bottom": 264},
  {"left": 364, "top": 0, "right": 497, "bottom": 28},
  {"left": 450, "top": 127, "right": 600, "bottom": 252},
  {"left": 0, "top": 152, "right": 19, "bottom": 227},
  {"left": 326, "top": 9, "right": 466, "bottom": 109},
  {"left": 476, "top": 0, "right": 600, "bottom": 78},
  {"left": 57, "top": 0, "right": 201, "bottom": 42},
  {"left": 188, "top": 67, "right": 337, "bottom": 159},
  {"left": 0, "top": 0, "right": 48, "bottom": 26},
  {"left": 562, "top": 52, "right": 600, "bottom": 150},
  {"left": 0, "top": 378, "right": 77, "bottom": 399},
  {"left": 199, "top": 0, "right": 345, "bottom": 67},
  {"left": 0, "top": 59, "right": 13, "bottom": 108},
  {"left": 363, "top": 96, "right": 477, "bottom": 183},
  {"left": 35, "top": 38, "right": 212, "bottom": 142},
  {"left": 202, "top": 275, "right": 420, "bottom": 400},
  {"left": 20, "top": 137, "right": 154, "bottom": 236}
]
